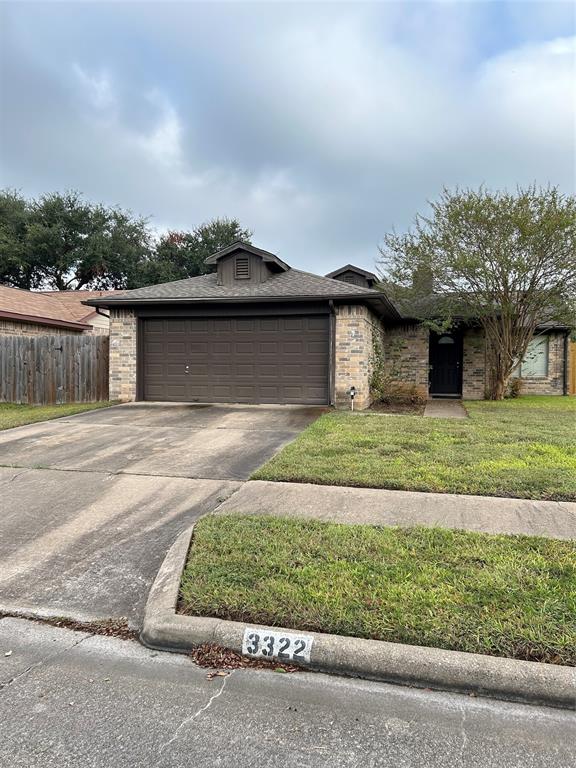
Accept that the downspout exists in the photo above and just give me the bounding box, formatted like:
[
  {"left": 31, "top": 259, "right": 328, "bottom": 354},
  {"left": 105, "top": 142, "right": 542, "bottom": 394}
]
[
  {"left": 563, "top": 331, "right": 570, "bottom": 396},
  {"left": 329, "top": 300, "right": 336, "bottom": 406}
]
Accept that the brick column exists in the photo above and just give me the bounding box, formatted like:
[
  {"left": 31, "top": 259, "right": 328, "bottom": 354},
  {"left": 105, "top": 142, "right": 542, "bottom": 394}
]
[
  {"left": 462, "top": 329, "right": 486, "bottom": 399},
  {"left": 334, "top": 305, "right": 380, "bottom": 410},
  {"left": 109, "top": 309, "right": 137, "bottom": 401}
]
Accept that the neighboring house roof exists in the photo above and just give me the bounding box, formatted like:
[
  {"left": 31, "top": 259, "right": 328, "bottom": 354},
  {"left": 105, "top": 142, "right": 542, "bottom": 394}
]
[
  {"left": 86, "top": 268, "right": 400, "bottom": 319},
  {"left": 325, "top": 264, "right": 378, "bottom": 281},
  {"left": 0, "top": 285, "right": 119, "bottom": 331},
  {"left": 39, "top": 289, "right": 120, "bottom": 324}
]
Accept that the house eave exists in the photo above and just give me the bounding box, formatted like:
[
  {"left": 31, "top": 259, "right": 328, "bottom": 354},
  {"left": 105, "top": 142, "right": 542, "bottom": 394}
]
[
  {"left": 0, "top": 310, "right": 92, "bottom": 331},
  {"left": 85, "top": 293, "right": 400, "bottom": 320}
]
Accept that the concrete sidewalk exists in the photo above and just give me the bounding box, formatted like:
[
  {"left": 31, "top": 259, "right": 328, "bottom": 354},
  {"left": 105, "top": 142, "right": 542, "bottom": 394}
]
[{"left": 215, "top": 480, "right": 576, "bottom": 539}]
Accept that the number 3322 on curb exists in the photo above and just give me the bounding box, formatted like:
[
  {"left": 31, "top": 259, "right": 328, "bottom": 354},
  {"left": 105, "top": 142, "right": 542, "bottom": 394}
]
[{"left": 242, "top": 628, "right": 314, "bottom": 664}]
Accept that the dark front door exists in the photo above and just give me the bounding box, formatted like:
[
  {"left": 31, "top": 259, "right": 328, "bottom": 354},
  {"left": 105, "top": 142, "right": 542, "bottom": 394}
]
[
  {"left": 429, "top": 332, "right": 463, "bottom": 397},
  {"left": 141, "top": 315, "right": 330, "bottom": 405}
]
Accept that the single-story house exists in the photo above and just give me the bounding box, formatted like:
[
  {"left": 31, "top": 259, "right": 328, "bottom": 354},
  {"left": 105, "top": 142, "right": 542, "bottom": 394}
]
[
  {"left": 0, "top": 285, "right": 117, "bottom": 336},
  {"left": 86, "top": 242, "right": 573, "bottom": 408}
]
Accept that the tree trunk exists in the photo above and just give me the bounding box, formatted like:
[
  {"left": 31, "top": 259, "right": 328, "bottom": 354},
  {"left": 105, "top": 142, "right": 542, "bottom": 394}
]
[
  {"left": 485, "top": 333, "right": 513, "bottom": 400},
  {"left": 491, "top": 372, "right": 508, "bottom": 400}
]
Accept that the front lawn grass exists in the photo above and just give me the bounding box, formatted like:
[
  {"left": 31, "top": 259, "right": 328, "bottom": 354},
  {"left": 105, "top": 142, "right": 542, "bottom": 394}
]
[
  {"left": 253, "top": 396, "right": 576, "bottom": 501},
  {"left": 180, "top": 515, "right": 576, "bottom": 665},
  {"left": 0, "top": 401, "right": 116, "bottom": 431}
]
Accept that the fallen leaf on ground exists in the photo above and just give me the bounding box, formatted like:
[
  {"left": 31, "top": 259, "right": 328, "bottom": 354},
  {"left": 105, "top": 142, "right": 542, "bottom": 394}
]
[{"left": 190, "top": 643, "right": 299, "bottom": 673}]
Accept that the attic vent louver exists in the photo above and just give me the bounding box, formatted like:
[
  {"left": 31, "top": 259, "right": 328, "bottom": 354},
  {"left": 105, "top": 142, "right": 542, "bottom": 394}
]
[{"left": 235, "top": 255, "right": 250, "bottom": 279}]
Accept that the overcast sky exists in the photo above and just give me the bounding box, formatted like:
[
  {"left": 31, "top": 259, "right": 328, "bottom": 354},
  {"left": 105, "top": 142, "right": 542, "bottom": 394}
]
[{"left": 1, "top": 1, "right": 574, "bottom": 274}]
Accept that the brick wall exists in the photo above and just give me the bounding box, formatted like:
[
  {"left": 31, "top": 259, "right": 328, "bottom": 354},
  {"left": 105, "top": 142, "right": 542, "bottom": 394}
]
[
  {"left": 334, "top": 304, "right": 381, "bottom": 409},
  {"left": 380, "top": 323, "right": 429, "bottom": 397},
  {"left": 463, "top": 329, "right": 567, "bottom": 398},
  {"left": 0, "top": 319, "right": 83, "bottom": 336},
  {"left": 109, "top": 308, "right": 137, "bottom": 401},
  {"left": 462, "top": 329, "right": 486, "bottom": 399}
]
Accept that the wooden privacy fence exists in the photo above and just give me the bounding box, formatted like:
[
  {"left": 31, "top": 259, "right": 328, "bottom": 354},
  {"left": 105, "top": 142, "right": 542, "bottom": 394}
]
[{"left": 0, "top": 335, "right": 109, "bottom": 405}]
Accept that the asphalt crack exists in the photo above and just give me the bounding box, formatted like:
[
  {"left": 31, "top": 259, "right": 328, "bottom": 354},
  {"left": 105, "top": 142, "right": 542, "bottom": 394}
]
[
  {"left": 459, "top": 700, "right": 468, "bottom": 761},
  {"left": 159, "top": 671, "right": 233, "bottom": 753}
]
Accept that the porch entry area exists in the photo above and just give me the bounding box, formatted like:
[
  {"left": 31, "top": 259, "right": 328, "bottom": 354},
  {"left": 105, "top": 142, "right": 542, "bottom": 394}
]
[{"left": 429, "top": 331, "right": 463, "bottom": 397}]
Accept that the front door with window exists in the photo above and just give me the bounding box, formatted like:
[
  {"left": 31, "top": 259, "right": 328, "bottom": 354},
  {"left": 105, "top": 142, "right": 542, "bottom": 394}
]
[{"left": 429, "top": 332, "right": 463, "bottom": 397}]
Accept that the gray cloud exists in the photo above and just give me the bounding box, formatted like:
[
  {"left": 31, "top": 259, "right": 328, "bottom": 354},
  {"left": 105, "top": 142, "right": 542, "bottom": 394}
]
[{"left": 0, "top": 1, "right": 574, "bottom": 273}]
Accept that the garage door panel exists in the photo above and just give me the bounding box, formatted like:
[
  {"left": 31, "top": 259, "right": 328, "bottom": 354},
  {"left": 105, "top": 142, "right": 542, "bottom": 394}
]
[
  {"left": 282, "top": 341, "right": 304, "bottom": 354},
  {"left": 211, "top": 342, "right": 231, "bottom": 355},
  {"left": 260, "top": 318, "right": 279, "bottom": 331},
  {"left": 307, "top": 317, "right": 328, "bottom": 330},
  {"left": 142, "top": 315, "right": 329, "bottom": 404},
  {"left": 145, "top": 341, "right": 165, "bottom": 354},
  {"left": 259, "top": 342, "right": 278, "bottom": 354},
  {"left": 166, "top": 342, "right": 187, "bottom": 354},
  {"left": 281, "top": 318, "right": 303, "bottom": 331}
]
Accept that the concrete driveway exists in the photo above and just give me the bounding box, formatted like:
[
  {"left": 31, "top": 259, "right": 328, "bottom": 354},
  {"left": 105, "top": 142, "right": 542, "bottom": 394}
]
[{"left": 0, "top": 403, "right": 322, "bottom": 627}]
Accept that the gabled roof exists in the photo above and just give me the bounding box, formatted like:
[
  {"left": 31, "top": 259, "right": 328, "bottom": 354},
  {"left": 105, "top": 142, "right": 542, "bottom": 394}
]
[
  {"left": 85, "top": 269, "right": 400, "bottom": 319},
  {"left": 0, "top": 284, "right": 92, "bottom": 330},
  {"left": 204, "top": 241, "right": 290, "bottom": 272},
  {"left": 40, "top": 289, "right": 121, "bottom": 323},
  {"left": 325, "top": 264, "right": 377, "bottom": 281}
]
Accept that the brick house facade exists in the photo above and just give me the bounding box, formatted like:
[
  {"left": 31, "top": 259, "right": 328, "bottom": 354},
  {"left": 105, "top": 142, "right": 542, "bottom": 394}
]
[{"left": 89, "top": 248, "right": 572, "bottom": 408}]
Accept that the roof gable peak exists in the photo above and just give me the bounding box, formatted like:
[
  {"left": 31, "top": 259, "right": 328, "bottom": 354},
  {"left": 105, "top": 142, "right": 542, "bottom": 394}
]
[
  {"left": 204, "top": 241, "right": 290, "bottom": 272},
  {"left": 325, "top": 264, "right": 377, "bottom": 281}
]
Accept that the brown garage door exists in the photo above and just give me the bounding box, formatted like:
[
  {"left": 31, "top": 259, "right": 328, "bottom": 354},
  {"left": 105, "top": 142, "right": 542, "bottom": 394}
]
[{"left": 141, "top": 315, "right": 330, "bottom": 404}]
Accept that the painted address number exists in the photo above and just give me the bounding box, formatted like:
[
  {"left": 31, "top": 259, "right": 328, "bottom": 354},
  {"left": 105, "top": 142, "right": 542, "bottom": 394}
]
[{"left": 242, "top": 628, "right": 314, "bottom": 664}]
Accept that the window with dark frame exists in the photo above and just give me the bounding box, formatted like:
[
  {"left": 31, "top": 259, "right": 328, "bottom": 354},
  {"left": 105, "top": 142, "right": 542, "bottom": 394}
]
[{"left": 235, "top": 255, "right": 250, "bottom": 279}]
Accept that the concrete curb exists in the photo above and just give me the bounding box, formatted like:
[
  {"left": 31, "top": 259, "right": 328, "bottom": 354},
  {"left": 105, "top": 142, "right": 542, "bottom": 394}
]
[{"left": 140, "top": 525, "right": 576, "bottom": 710}]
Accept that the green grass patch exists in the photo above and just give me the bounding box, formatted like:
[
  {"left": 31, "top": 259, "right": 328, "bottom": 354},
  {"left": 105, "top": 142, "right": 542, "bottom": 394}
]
[
  {"left": 180, "top": 515, "right": 576, "bottom": 665},
  {"left": 0, "top": 401, "right": 116, "bottom": 431},
  {"left": 253, "top": 396, "right": 576, "bottom": 501}
]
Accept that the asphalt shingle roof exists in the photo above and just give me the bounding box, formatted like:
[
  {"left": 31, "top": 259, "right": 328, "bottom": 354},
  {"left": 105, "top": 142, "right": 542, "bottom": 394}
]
[
  {"left": 39, "top": 289, "right": 122, "bottom": 321},
  {"left": 91, "top": 269, "right": 382, "bottom": 303}
]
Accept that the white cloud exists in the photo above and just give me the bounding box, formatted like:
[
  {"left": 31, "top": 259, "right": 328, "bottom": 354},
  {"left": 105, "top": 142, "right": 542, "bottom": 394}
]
[
  {"left": 2, "top": 2, "right": 575, "bottom": 271},
  {"left": 135, "top": 90, "right": 185, "bottom": 171},
  {"left": 72, "top": 63, "right": 115, "bottom": 110},
  {"left": 476, "top": 36, "right": 576, "bottom": 145}
]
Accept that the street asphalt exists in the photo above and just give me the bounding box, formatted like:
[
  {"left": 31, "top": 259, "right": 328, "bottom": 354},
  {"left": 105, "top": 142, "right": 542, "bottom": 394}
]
[{"left": 1, "top": 617, "right": 574, "bottom": 768}]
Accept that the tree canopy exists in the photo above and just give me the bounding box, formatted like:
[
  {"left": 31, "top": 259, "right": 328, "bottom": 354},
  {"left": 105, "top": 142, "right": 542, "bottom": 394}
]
[
  {"left": 0, "top": 190, "right": 251, "bottom": 291},
  {"left": 378, "top": 186, "right": 576, "bottom": 399},
  {"left": 139, "top": 218, "right": 251, "bottom": 285}
]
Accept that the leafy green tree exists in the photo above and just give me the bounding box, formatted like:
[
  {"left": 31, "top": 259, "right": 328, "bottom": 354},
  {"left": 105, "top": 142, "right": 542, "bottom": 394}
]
[
  {"left": 140, "top": 217, "right": 252, "bottom": 285},
  {"left": 0, "top": 190, "right": 35, "bottom": 288},
  {"left": 0, "top": 190, "right": 252, "bottom": 291},
  {"left": 378, "top": 186, "right": 576, "bottom": 399},
  {"left": 26, "top": 191, "right": 152, "bottom": 290}
]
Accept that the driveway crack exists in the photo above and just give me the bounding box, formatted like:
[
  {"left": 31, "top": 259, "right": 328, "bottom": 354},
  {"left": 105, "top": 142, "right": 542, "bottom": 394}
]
[
  {"left": 0, "top": 468, "right": 31, "bottom": 487},
  {"left": 159, "top": 671, "right": 233, "bottom": 753}
]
